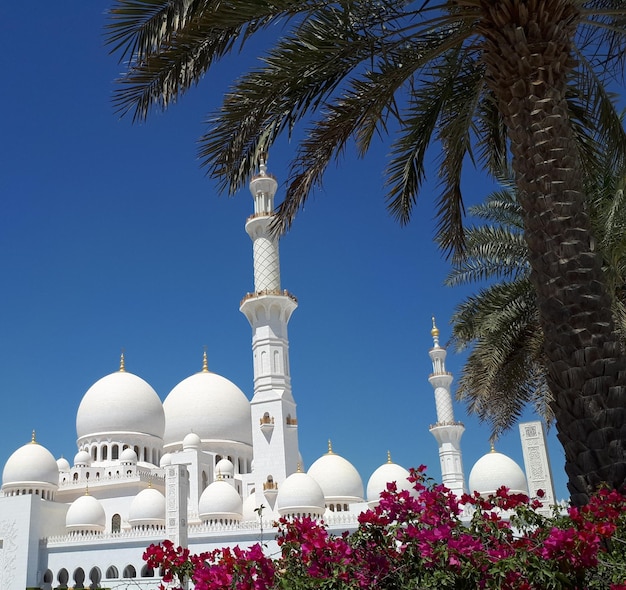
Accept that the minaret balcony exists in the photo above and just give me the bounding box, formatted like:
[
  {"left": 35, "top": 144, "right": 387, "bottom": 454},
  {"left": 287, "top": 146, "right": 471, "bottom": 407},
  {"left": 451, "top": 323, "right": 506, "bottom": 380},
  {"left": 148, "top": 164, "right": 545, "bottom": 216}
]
[
  {"left": 260, "top": 413, "right": 275, "bottom": 433},
  {"left": 240, "top": 289, "right": 298, "bottom": 306},
  {"left": 429, "top": 420, "right": 464, "bottom": 429}
]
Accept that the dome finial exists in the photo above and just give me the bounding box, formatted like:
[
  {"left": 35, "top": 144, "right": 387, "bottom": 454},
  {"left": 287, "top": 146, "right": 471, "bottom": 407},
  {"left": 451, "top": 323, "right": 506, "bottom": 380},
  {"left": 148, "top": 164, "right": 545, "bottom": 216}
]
[
  {"left": 490, "top": 440, "right": 496, "bottom": 453},
  {"left": 387, "top": 450, "right": 392, "bottom": 464},
  {"left": 202, "top": 347, "right": 209, "bottom": 373},
  {"left": 119, "top": 350, "right": 126, "bottom": 372},
  {"left": 85, "top": 483, "right": 89, "bottom": 496},
  {"left": 327, "top": 439, "right": 334, "bottom": 455},
  {"left": 259, "top": 152, "right": 268, "bottom": 175},
  {"left": 297, "top": 462, "right": 303, "bottom": 473},
  {"left": 31, "top": 430, "right": 37, "bottom": 444},
  {"left": 431, "top": 316, "right": 440, "bottom": 346}
]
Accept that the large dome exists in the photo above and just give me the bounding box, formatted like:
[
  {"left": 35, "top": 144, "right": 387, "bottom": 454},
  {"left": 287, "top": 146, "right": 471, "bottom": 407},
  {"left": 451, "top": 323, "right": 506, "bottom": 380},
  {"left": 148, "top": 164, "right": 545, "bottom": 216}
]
[
  {"left": 199, "top": 479, "right": 243, "bottom": 522},
  {"left": 76, "top": 370, "right": 165, "bottom": 439},
  {"left": 2, "top": 437, "right": 59, "bottom": 489},
  {"left": 468, "top": 450, "right": 528, "bottom": 496},
  {"left": 129, "top": 487, "right": 166, "bottom": 527},
  {"left": 366, "top": 459, "right": 412, "bottom": 503},
  {"left": 308, "top": 448, "right": 364, "bottom": 502},
  {"left": 276, "top": 471, "right": 325, "bottom": 517},
  {"left": 66, "top": 494, "right": 106, "bottom": 531},
  {"left": 163, "top": 370, "right": 252, "bottom": 447}
]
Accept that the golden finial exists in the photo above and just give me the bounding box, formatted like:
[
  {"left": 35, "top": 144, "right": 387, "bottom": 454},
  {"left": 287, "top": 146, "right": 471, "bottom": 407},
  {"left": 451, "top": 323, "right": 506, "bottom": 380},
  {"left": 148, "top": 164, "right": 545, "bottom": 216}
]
[
  {"left": 202, "top": 347, "right": 209, "bottom": 373},
  {"left": 85, "top": 483, "right": 89, "bottom": 496},
  {"left": 387, "top": 450, "right": 392, "bottom": 464},
  {"left": 431, "top": 316, "right": 440, "bottom": 347},
  {"left": 490, "top": 440, "right": 496, "bottom": 453},
  {"left": 297, "top": 462, "right": 303, "bottom": 472},
  {"left": 119, "top": 350, "right": 126, "bottom": 372},
  {"left": 327, "top": 439, "right": 334, "bottom": 455},
  {"left": 217, "top": 470, "right": 223, "bottom": 480},
  {"left": 31, "top": 430, "right": 37, "bottom": 444}
]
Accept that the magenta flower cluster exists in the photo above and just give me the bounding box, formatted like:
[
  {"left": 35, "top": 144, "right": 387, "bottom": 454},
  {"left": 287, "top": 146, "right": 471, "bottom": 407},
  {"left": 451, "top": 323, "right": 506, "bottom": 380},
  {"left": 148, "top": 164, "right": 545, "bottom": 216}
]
[{"left": 143, "top": 466, "right": 626, "bottom": 589}]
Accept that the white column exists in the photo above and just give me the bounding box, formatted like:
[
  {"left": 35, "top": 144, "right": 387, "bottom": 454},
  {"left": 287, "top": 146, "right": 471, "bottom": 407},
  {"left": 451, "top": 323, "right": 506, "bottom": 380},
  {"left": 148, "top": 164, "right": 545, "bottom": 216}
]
[
  {"left": 519, "top": 420, "right": 556, "bottom": 515},
  {"left": 240, "top": 160, "right": 301, "bottom": 509},
  {"left": 428, "top": 318, "right": 466, "bottom": 496},
  {"left": 165, "top": 464, "right": 189, "bottom": 548}
]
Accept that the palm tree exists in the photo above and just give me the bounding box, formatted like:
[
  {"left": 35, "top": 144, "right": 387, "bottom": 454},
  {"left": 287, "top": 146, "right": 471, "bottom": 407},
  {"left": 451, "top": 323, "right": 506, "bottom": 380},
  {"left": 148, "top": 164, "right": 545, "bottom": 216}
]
[
  {"left": 448, "top": 169, "right": 626, "bottom": 442},
  {"left": 445, "top": 187, "right": 550, "bottom": 440},
  {"left": 107, "top": 0, "right": 626, "bottom": 504}
]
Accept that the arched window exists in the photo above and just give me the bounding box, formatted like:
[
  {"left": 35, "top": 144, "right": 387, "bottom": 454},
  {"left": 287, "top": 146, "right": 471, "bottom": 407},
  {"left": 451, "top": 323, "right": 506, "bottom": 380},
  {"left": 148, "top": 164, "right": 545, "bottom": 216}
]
[
  {"left": 102, "top": 446, "right": 108, "bottom": 460},
  {"left": 57, "top": 568, "right": 69, "bottom": 586},
  {"left": 73, "top": 566, "right": 85, "bottom": 589},
  {"left": 112, "top": 445, "right": 119, "bottom": 460},
  {"left": 141, "top": 564, "right": 155, "bottom": 577},
  {"left": 112, "top": 513, "right": 121, "bottom": 533},
  {"left": 73, "top": 473, "right": 79, "bottom": 481},
  {"left": 92, "top": 447, "right": 97, "bottom": 461},
  {"left": 123, "top": 565, "right": 137, "bottom": 578},
  {"left": 105, "top": 566, "right": 118, "bottom": 579},
  {"left": 89, "top": 566, "right": 101, "bottom": 588}
]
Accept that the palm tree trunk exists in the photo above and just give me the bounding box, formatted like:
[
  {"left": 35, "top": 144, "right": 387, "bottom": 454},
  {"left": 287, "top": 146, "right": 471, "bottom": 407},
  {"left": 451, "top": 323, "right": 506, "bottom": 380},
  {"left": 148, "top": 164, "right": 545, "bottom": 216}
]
[{"left": 478, "top": 0, "right": 626, "bottom": 505}]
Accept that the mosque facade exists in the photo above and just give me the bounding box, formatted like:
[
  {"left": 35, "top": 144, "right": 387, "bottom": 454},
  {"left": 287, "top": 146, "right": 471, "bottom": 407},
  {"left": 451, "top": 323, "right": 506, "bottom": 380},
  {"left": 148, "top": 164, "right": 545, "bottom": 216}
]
[{"left": 0, "top": 163, "right": 555, "bottom": 590}]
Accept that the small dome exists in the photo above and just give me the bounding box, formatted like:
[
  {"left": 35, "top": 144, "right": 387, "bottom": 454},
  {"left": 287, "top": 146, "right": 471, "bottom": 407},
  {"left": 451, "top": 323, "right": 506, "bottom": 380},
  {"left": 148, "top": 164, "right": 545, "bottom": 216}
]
[
  {"left": 159, "top": 453, "right": 172, "bottom": 467},
  {"left": 468, "top": 450, "right": 528, "bottom": 496},
  {"left": 308, "top": 448, "right": 364, "bottom": 503},
  {"left": 76, "top": 370, "right": 165, "bottom": 440},
  {"left": 57, "top": 457, "right": 71, "bottom": 472},
  {"left": 366, "top": 460, "right": 412, "bottom": 503},
  {"left": 199, "top": 479, "right": 243, "bottom": 522},
  {"left": 120, "top": 448, "right": 138, "bottom": 464},
  {"left": 277, "top": 471, "right": 325, "bottom": 517},
  {"left": 66, "top": 493, "right": 106, "bottom": 532},
  {"left": 163, "top": 371, "right": 252, "bottom": 448},
  {"left": 216, "top": 458, "right": 234, "bottom": 478},
  {"left": 74, "top": 450, "right": 91, "bottom": 467},
  {"left": 128, "top": 487, "right": 166, "bottom": 527},
  {"left": 2, "top": 437, "right": 59, "bottom": 489},
  {"left": 182, "top": 432, "right": 201, "bottom": 450}
]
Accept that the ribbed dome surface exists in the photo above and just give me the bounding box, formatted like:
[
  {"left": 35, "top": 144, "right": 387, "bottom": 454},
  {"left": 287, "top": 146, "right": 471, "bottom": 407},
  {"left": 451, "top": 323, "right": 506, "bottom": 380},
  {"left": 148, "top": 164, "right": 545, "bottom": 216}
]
[
  {"left": 76, "top": 371, "right": 165, "bottom": 439},
  {"left": 66, "top": 494, "right": 106, "bottom": 531},
  {"left": 366, "top": 461, "right": 412, "bottom": 502},
  {"left": 128, "top": 487, "right": 166, "bottom": 526},
  {"left": 468, "top": 451, "right": 528, "bottom": 496},
  {"left": 163, "top": 371, "right": 252, "bottom": 447},
  {"left": 199, "top": 480, "right": 243, "bottom": 521},
  {"left": 2, "top": 440, "right": 59, "bottom": 488},
  {"left": 308, "top": 452, "right": 364, "bottom": 501},
  {"left": 277, "top": 472, "right": 325, "bottom": 516}
]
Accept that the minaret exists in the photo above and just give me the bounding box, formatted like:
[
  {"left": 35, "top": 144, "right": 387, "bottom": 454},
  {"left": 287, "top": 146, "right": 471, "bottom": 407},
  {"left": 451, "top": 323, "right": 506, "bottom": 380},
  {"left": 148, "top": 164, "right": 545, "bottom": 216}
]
[
  {"left": 428, "top": 318, "right": 466, "bottom": 496},
  {"left": 240, "top": 159, "right": 300, "bottom": 506}
]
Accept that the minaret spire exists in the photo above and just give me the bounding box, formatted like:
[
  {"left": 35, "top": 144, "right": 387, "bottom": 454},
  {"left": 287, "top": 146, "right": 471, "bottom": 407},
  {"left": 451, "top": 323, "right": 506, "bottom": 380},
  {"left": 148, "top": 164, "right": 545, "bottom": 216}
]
[
  {"left": 428, "top": 318, "right": 466, "bottom": 496},
  {"left": 240, "top": 158, "right": 300, "bottom": 506}
]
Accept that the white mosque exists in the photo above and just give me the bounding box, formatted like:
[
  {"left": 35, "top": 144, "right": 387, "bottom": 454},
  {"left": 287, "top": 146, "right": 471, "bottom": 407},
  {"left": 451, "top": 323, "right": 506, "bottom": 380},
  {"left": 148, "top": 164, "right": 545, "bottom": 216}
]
[{"left": 0, "top": 163, "right": 556, "bottom": 590}]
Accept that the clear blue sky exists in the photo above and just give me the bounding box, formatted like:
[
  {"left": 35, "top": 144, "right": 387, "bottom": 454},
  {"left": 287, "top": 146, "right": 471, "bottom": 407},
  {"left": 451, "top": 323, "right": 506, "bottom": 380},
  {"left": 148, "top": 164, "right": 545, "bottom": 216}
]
[{"left": 0, "top": 3, "right": 568, "bottom": 499}]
